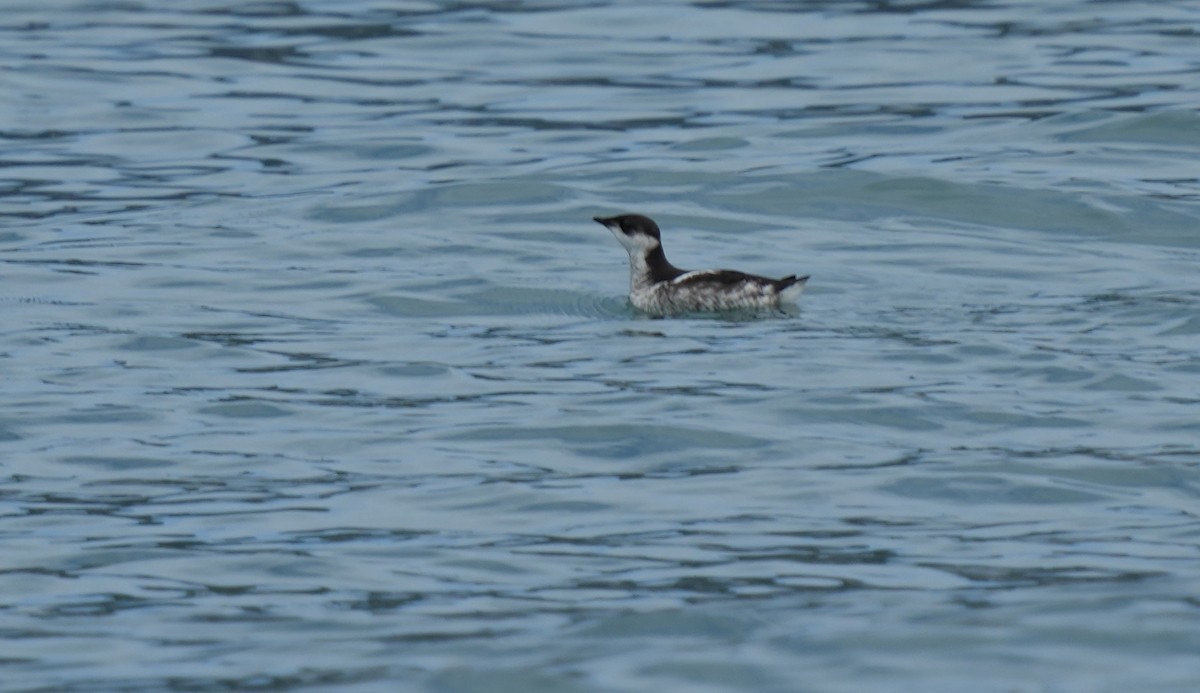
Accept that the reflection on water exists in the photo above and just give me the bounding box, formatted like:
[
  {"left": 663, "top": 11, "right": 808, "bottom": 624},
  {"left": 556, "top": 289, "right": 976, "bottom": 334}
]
[{"left": 3, "top": 0, "right": 1200, "bottom": 691}]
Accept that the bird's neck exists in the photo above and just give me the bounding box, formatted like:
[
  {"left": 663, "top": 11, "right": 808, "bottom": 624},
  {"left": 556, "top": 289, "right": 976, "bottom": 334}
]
[{"left": 628, "top": 245, "right": 683, "bottom": 290}]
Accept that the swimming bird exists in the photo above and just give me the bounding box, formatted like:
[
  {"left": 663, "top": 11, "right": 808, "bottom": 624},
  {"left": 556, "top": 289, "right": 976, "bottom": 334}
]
[{"left": 594, "top": 213, "right": 808, "bottom": 315}]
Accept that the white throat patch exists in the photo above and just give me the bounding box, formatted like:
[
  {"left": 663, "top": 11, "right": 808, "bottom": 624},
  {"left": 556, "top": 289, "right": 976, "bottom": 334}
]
[{"left": 604, "top": 224, "right": 659, "bottom": 255}]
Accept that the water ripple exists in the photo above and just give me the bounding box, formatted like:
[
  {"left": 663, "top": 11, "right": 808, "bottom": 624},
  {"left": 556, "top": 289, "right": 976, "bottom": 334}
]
[{"left": 3, "top": 1, "right": 1200, "bottom": 691}]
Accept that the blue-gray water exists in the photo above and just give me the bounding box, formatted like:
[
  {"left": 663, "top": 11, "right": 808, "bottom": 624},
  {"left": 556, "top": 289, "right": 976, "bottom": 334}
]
[{"left": 3, "top": 1, "right": 1200, "bottom": 691}]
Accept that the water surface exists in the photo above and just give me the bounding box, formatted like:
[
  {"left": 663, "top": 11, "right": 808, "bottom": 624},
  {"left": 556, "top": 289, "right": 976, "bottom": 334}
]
[{"left": 3, "top": 1, "right": 1200, "bottom": 691}]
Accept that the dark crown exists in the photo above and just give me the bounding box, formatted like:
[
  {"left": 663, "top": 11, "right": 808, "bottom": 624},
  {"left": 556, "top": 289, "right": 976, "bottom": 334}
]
[{"left": 594, "top": 214, "right": 661, "bottom": 240}]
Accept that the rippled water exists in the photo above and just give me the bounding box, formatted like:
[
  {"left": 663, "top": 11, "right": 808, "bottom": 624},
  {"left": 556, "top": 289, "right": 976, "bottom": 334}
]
[{"left": 3, "top": 1, "right": 1200, "bottom": 691}]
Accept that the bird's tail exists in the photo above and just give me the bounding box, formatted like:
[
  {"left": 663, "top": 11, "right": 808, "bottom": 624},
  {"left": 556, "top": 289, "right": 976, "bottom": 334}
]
[{"left": 776, "top": 274, "right": 810, "bottom": 302}]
